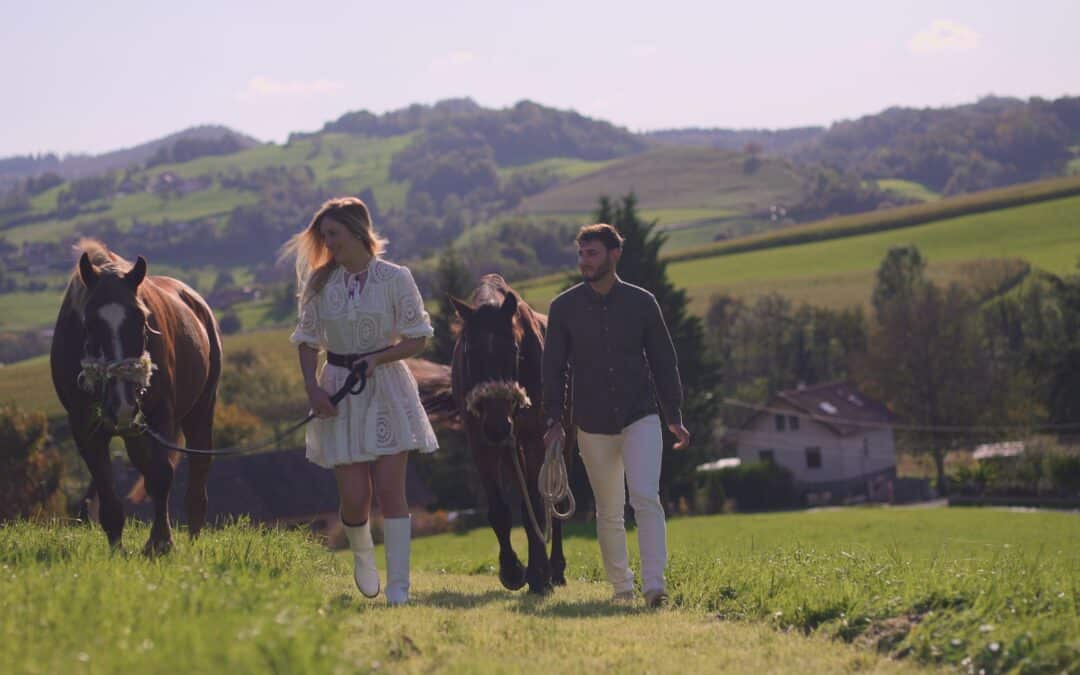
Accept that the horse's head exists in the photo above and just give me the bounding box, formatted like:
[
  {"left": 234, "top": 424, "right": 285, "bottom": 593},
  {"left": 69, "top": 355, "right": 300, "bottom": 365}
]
[
  {"left": 452, "top": 291, "right": 531, "bottom": 446},
  {"left": 77, "top": 252, "right": 157, "bottom": 434}
]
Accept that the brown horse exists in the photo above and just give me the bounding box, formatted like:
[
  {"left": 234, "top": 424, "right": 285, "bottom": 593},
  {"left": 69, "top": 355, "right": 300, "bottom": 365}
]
[
  {"left": 451, "top": 274, "right": 568, "bottom": 595},
  {"left": 50, "top": 240, "right": 221, "bottom": 554}
]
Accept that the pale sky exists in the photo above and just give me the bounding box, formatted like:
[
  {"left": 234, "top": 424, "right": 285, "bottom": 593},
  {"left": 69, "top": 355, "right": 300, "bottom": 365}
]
[{"left": 2, "top": 0, "right": 1078, "bottom": 157}]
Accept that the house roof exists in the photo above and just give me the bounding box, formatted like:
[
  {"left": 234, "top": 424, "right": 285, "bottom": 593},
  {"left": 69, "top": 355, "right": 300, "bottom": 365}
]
[{"left": 741, "top": 381, "right": 896, "bottom": 437}]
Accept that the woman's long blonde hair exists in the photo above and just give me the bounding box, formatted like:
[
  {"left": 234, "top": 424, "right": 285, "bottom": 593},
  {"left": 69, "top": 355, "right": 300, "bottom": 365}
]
[{"left": 278, "top": 197, "right": 387, "bottom": 305}]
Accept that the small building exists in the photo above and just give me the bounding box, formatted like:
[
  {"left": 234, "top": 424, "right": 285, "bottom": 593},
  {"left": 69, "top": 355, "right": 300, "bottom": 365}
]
[{"left": 734, "top": 381, "right": 898, "bottom": 503}]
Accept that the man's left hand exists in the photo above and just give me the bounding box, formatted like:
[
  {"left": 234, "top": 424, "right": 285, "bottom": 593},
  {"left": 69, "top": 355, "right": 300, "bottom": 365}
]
[{"left": 668, "top": 423, "right": 690, "bottom": 450}]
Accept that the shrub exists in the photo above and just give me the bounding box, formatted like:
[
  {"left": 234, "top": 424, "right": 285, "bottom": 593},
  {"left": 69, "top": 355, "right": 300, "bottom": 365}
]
[
  {"left": 214, "top": 403, "right": 262, "bottom": 449},
  {"left": 708, "top": 462, "right": 800, "bottom": 512},
  {"left": 693, "top": 471, "right": 727, "bottom": 514},
  {"left": 1046, "top": 454, "right": 1080, "bottom": 495},
  {"left": 0, "top": 404, "right": 65, "bottom": 521}
]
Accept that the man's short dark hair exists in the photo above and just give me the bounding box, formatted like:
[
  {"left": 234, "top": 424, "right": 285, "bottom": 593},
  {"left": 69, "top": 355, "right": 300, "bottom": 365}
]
[{"left": 576, "top": 223, "right": 624, "bottom": 250}]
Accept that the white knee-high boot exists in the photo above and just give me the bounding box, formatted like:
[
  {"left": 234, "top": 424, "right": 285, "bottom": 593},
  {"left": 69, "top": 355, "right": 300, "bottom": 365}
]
[
  {"left": 383, "top": 516, "right": 411, "bottom": 605},
  {"left": 342, "top": 519, "right": 380, "bottom": 598}
]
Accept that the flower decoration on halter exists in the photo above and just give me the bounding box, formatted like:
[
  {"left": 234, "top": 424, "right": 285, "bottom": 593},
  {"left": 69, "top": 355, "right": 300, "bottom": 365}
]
[
  {"left": 77, "top": 351, "right": 157, "bottom": 394},
  {"left": 465, "top": 380, "right": 532, "bottom": 416}
]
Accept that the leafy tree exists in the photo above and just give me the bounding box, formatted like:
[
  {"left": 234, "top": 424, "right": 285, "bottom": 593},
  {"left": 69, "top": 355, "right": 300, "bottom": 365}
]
[
  {"left": 871, "top": 245, "right": 926, "bottom": 318},
  {"left": 218, "top": 311, "right": 242, "bottom": 335},
  {"left": 429, "top": 246, "right": 473, "bottom": 364},
  {"left": 863, "top": 248, "right": 992, "bottom": 494}
]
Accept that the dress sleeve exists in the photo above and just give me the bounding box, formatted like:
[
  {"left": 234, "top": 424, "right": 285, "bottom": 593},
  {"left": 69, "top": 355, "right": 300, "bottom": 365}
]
[
  {"left": 288, "top": 287, "right": 322, "bottom": 349},
  {"left": 393, "top": 266, "right": 434, "bottom": 339}
]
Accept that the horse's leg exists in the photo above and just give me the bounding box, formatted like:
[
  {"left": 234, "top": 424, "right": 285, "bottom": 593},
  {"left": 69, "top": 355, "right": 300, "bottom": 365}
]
[
  {"left": 550, "top": 438, "right": 573, "bottom": 585},
  {"left": 550, "top": 518, "right": 567, "bottom": 586},
  {"left": 124, "top": 433, "right": 176, "bottom": 556},
  {"left": 521, "top": 440, "right": 553, "bottom": 596},
  {"left": 180, "top": 403, "right": 214, "bottom": 539},
  {"left": 74, "top": 424, "right": 123, "bottom": 548},
  {"left": 476, "top": 446, "right": 526, "bottom": 590}
]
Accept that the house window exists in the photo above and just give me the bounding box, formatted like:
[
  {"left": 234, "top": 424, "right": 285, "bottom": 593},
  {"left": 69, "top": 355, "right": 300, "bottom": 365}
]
[
  {"left": 759, "top": 450, "right": 775, "bottom": 463},
  {"left": 775, "top": 414, "right": 786, "bottom": 431},
  {"left": 805, "top": 447, "right": 822, "bottom": 469},
  {"left": 788, "top": 415, "right": 800, "bottom": 431}
]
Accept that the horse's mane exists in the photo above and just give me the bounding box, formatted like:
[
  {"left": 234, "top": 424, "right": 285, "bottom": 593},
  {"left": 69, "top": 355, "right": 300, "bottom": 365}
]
[
  {"left": 471, "top": 274, "right": 544, "bottom": 344},
  {"left": 62, "top": 239, "right": 145, "bottom": 320}
]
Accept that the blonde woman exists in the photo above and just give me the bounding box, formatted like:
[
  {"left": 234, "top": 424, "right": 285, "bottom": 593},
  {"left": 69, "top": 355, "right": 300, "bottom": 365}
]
[{"left": 281, "top": 196, "right": 437, "bottom": 605}]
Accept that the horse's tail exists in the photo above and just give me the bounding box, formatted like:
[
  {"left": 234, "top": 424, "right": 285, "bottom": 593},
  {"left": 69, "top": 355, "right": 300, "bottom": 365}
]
[{"left": 125, "top": 450, "right": 183, "bottom": 503}]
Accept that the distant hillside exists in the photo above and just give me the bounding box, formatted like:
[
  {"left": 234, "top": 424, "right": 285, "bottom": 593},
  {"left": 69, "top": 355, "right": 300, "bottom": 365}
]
[
  {"left": 521, "top": 146, "right": 805, "bottom": 216},
  {"left": 646, "top": 126, "right": 823, "bottom": 154},
  {"left": 517, "top": 176, "right": 1080, "bottom": 316},
  {"left": 0, "top": 125, "right": 261, "bottom": 190},
  {"left": 795, "top": 95, "right": 1080, "bottom": 195}
]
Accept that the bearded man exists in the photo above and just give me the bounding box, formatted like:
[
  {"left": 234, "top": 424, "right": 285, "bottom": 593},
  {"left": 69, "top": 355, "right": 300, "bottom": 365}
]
[{"left": 542, "top": 223, "right": 690, "bottom": 608}]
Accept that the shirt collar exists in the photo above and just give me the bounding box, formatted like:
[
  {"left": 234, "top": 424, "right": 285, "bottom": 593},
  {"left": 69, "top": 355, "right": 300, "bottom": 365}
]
[{"left": 583, "top": 275, "right": 623, "bottom": 303}]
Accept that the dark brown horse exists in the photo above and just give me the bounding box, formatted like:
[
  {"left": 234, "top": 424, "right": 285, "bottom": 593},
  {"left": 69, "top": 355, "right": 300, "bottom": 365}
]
[
  {"left": 50, "top": 240, "right": 221, "bottom": 554},
  {"left": 451, "top": 274, "right": 568, "bottom": 595}
]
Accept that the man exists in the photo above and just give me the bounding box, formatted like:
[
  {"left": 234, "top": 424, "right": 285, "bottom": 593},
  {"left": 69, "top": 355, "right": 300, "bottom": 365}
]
[{"left": 542, "top": 223, "right": 690, "bottom": 608}]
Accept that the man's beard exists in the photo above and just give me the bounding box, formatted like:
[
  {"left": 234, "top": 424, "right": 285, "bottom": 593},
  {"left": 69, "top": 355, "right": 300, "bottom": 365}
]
[{"left": 581, "top": 258, "right": 612, "bottom": 282}]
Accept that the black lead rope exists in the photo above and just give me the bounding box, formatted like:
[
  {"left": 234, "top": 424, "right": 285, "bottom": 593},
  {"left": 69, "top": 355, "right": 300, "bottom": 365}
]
[{"left": 142, "top": 347, "right": 389, "bottom": 457}]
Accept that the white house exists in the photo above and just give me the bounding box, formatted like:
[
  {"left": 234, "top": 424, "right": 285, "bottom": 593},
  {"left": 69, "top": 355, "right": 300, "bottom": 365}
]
[{"left": 734, "top": 381, "right": 897, "bottom": 500}]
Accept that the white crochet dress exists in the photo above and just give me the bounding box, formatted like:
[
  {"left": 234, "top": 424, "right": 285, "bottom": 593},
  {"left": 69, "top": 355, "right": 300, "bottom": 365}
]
[{"left": 289, "top": 258, "right": 439, "bottom": 467}]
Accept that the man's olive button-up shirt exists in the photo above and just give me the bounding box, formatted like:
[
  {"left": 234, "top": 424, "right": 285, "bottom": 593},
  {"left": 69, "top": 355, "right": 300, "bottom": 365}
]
[{"left": 542, "top": 278, "right": 684, "bottom": 435}]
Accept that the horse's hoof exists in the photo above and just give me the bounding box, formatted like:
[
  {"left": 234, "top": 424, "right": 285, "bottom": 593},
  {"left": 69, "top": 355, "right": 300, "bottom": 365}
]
[
  {"left": 142, "top": 539, "right": 173, "bottom": 557},
  {"left": 528, "top": 582, "right": 555, "bottom": 596},
  {"left": 499, "top": 558, "right": 527, "bottom": 591},
  {"left": 552, "top": 573, "right": 567, "bottom": 586}
]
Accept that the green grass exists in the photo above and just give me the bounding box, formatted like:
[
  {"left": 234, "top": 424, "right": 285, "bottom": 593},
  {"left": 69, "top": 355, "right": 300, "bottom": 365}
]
[
  {"left": 0, "top": 327, "right": 301, "bottom": 423},
  {"left": 0, "top": 290, "right": 65, "bottom": 332},
  {"left": 3, "top": 132, "right": 415, "bottom": 243},
  {"left": 877, "top": 179, "right": 940, "bottom": 202},
  {"left": 2, "top": 508, "right": 1076, "bottom": 672},
  {"left": 521, "top": 146, "right": 806, "bottom": 215},
  {"left": 519, "top": 191, "right": 1080, "bottom": 314},
  {"left": 668, "top": 173, "right": 1080, "bottom": 266},
  {"left": 410, "top": 507, "right": 1080, "bottom": 673},
  {"left": 497, "top": 156, "right": 620, "bottom": 180}
]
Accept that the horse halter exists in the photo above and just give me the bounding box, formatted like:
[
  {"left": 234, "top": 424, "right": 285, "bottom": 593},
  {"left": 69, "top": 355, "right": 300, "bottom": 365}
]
[{"left": 77, "top": 325, "right": 158, "bottom": 429}]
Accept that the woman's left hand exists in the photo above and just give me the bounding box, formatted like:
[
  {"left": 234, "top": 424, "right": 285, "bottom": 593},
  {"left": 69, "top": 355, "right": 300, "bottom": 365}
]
[{"left": 352, "top": 355, "right": 379, "bottom": 379}]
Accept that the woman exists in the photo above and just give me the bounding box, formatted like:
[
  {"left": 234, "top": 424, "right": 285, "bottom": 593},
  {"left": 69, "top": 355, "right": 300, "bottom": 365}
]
[{"left": 281, "top": 196, "right": 437, "bottom": 605}]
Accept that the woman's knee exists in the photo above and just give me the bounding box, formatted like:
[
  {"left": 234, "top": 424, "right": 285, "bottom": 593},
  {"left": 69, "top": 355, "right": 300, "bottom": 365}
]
[{"left": 375, "top": 486, "right": 408, "bottom": 516}]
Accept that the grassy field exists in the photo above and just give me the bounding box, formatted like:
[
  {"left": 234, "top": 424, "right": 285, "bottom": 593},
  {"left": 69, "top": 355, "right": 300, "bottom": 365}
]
[
  {"left": 877, "top": 179, "right": 940, "bottom": 203},
  {"left": 497, "top": 156, "right": 620, "bottom": 181},
  {"left": 667, "top": 173, "right": 1080, "bottom": 266},
  {"left": 2, "top": 507, "right": 1076, "bottom": 673},
  {"left": 521, "top": 146, "right": 805, "bottom": 216},
  {"left": 0, "top": 327, "right": 300, "bottom": 423},
  {"left": 518, "top": 192, "right": 1080, "bottom": 314},
  {"left": 3, "top": 133, "right": 413, "bottom": 245}
]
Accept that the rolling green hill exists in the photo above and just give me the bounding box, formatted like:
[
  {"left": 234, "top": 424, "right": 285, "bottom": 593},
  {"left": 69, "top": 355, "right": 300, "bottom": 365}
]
[
  {"left": 521, "top": 145, "right": 804, "bottom": 222},
  {"left": 518, "top": 183, "right": 1080, "bottom": 315}
]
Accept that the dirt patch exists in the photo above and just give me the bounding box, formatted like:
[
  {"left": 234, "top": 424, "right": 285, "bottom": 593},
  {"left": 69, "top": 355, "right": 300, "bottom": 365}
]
[{"left": 853, "top": 613, "right": 926, "bottom": 657}]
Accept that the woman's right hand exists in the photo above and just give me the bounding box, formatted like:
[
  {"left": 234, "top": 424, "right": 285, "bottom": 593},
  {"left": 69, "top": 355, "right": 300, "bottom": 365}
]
[{"left": 307, "top": 383, "right": 337, "bottom": 418}]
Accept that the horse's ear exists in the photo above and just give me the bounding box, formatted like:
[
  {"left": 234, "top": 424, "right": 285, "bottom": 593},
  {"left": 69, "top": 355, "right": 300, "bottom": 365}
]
[
  {"left": 125, "top": 256, "right": 147, "bottom": 289},
  {"left": 450, "top": 295, "right": 474, "bottom": 322},
  {"left": 78, "top": 253, "right": 99, "bottom": 289},
  {"left": 500, "top": 292, "right": 518, "bottom": 319}
]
